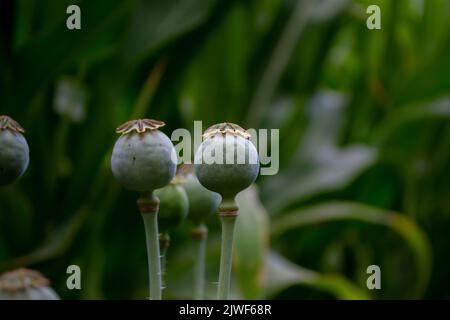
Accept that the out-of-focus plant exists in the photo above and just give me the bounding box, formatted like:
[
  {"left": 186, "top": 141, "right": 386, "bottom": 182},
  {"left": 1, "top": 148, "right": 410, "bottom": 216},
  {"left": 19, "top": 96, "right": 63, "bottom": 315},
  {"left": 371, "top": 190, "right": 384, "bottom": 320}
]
[
  {"left": 180, "top": 165, "right": 221, "bottom": 300},
  {"left": 1, "top": 0, "right": 448, "bottom": 299},
  {"left": 155, "top": 176, "right": 189, "bottom": 287}
]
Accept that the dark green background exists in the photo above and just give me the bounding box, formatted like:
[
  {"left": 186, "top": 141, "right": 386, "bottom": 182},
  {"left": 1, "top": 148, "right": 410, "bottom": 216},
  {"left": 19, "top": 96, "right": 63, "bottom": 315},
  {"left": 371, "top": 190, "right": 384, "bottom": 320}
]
[{"left": 0, "top": 0, "right": 449, "bottom": 299}]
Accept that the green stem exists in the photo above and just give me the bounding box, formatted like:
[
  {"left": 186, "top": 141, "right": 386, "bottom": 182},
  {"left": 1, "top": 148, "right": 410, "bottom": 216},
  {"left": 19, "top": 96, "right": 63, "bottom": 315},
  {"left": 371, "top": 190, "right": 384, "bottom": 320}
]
[
  {"left": 159, "top": 232, "right": 170, "bottom": 289},
  {"left": 138, "top": 192, "right": 162, "bottom": 300},
  {"left": 192, "top": 224, "right": 208, "bottom": 300},
  {"left": 217, "top": 214, "right": 237, "bottom": 300}
]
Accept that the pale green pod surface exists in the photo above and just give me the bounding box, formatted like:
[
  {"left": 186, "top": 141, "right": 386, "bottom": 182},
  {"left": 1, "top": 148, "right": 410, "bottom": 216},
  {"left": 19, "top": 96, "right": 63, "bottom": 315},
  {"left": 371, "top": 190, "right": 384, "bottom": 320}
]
[
  {"left": 155, "top": 183, "right": 188, "bottom": 232},
  {"left": 0, "top": 116, "right": 29, "bottom": 186},
  {"left": 183, "top": 173, "right": 221, "bottom": 225},
  {"left": 19, "top": 287, "right": 60, "bottom": 300},
  {"left": 0, "top": 269, "right": 60, "bottom": 300},
  {"left": 195, "top": 125, "right": 260, "bottom": 200},
  {"left": 111, "top": 119, "right": 177, "bottom": 192}
]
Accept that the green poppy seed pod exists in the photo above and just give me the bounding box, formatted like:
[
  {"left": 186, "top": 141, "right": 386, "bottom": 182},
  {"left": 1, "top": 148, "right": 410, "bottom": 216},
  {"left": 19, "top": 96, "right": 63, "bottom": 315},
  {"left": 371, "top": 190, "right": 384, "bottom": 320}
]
[
  {"left": 155, "top": 178, "right": 189, "bottom": 232},
  {"left": 194, "top": 123, "right": 260, "bottom": 201},
  {"left": 0, "top": 269, "right": 59, "bottom": 300},
  {"left": 179, "top": 165, "right": 221, "bottom": 225},
  {"left": 111, "top": 119, "right": 177, "bottom": 192},
  {"left": 0, "top": 116, "right": 29, "bottom": 186}
]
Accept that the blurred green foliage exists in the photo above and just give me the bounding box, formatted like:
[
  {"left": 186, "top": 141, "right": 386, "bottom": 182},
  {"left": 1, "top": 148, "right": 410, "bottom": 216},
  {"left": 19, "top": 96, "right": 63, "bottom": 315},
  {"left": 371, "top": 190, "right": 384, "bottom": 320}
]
[{"left": 1, "top": 0, "right": 449, "bottom": 299}]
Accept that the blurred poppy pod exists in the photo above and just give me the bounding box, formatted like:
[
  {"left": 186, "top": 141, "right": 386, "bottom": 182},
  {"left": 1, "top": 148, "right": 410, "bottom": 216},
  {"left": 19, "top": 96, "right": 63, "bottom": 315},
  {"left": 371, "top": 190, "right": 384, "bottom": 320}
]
[
  {"left": 0, "top": 268, "right": 59, "bottom": 300},
  {"left": 53, "top": 76, "right": 87, "bottom": 123},
  {"left": 155, "top": 176, "right": 189, "bottom": 232},
  {"left": 0, "top": 116, "right": 29, "bottom": 186},
  {"left": 179, "top": 164, "right": 221, "bottom": 225}
]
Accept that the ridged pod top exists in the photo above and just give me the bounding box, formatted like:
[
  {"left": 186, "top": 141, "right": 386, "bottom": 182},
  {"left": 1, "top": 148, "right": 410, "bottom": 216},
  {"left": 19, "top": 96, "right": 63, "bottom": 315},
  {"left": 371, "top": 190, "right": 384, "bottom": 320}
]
[
  {"left": 0, "top": 269, "right": 49, "bottom": 293},
  {"left": 116, "top": 119, "right": 165, "bottom": 135},
  {"left": 203, "top": 122, "right": 251, "bottom": 139},
  {"left": 0, "top": 115, "right": 25, "bottom": 133}
]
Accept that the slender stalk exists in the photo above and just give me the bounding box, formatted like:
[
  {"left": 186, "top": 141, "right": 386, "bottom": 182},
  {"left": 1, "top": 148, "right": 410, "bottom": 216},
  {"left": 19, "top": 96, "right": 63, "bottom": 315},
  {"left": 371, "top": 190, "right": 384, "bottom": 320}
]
[
  {"left": 159, "top": 232, "right": 170, "bottom": 289},
  {"left": 192, "top": 224, "right": 208, "bottom": 300},
  {"left": 217, "top": 204, "right": 238, "bottom": 300},
  {"left": 138, "top": 192, "right": 162, "bottom": 300}
]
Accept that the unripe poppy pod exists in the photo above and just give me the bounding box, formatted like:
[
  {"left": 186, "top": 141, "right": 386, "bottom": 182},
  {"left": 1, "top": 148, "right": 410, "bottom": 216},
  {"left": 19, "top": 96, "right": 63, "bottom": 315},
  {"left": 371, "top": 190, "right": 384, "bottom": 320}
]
[
  {"left": 194, "top": 123, "right": 260, "bottom": 200},
  {"left": 179, "top": 165, "right": 221, "bottom": 225},
  {"left": 0, "top": 116, "right": 29, "bottom": 186},
  {"left": 111, "top": 119, "right": 177, "bottom": 192},
  {"left": 155, "top": 177, "right": 189, "bottom": 232}
]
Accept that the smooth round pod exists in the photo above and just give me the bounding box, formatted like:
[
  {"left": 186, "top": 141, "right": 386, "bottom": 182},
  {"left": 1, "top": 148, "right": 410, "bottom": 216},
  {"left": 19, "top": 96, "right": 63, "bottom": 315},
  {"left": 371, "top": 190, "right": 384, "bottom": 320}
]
[
  {"left": 155, "top": 183, "right": 188, "bottom": 232},
  {"left": 0, "top": 269, "right": 59, "bottom": 300},
  {"left": 0, "top": 116, "right": 29, "bottom": 186},
  {"left": 111, "top": 119, "right": 177, "bottom": 192},
  {"left": 194, "top": 123, "right": 260, "bottom": 200},
  {"left": 181, "top": 168, "right": 221, "bottom": 225}
]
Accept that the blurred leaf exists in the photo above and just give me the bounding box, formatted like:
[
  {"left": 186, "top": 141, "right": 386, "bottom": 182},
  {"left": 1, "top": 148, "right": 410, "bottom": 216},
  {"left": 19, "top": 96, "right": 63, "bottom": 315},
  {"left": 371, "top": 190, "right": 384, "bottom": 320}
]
[
  {"left": 374, "top": 96, "right": 450, "bottom": 145},
  {"left": 11, "top": 0, "right": 134, "bottom": 109},
  {"left": 179, "top": 1, "right": 251, "bottom": 126},
  {"left": 0, "top": 186, "right": 34, "bottom": 251},
  {"left": 264, "top": 146, "right": 377, "bottom": 213},
  {"left": 293, "top": 90, "right": 349, "bottom": 160},
  {"left": 121, "top": 0, "right": 219, "bottom": 66},
  {"left": 266, "top": 251, "right": 370, "bottom": 299},
  {"left": 234, "top": 186, "right": 270, "bottom": 299},
  {"left": 246, "top": 0, "right": 313, "bottom": 127},
  {"left": 271, "top": 201, "right": 432, "bottom": 297},
  {"left": 418, "top": 0, "right": 450, "bottom": 63},
  {"left": 0, "top": 208, "right": 88, "bottom": 271},
  {"left": 262, "top": 89, "right": 376, "bottom": 212},
  {"left": 247, "top": 0, "right": 349, "bottom": 127},
  {"left": 309, "top": 0, "right": 350, "bottom": 23}
]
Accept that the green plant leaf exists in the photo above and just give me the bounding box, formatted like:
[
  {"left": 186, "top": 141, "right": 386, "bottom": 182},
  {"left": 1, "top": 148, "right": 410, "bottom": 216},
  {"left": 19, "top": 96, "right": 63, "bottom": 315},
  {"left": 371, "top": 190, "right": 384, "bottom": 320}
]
[
  {"left": 309, "top": 0, "right": 350, "bottom": 23},
  {"left": 246, "top": 0, "right": 313, "bottom": 127},
  {"left": 266, "top": 251, "right": 370, "bottom": 299},
  {"left": 0, "top": 208, "right": 88, "bottom": 271},
  {"left": 12, "top": 0, "right": 134, "bottom": 109},
  {"left": 121, "top": 0, "right": 219, "bottom": 66},
  {"left": 374, "top": 96, "right": 450, "bottom": 145},
  {"left": 234, "top": 186, "right": 270, "bottom": 299},
  {"left": 271, "top": 201, "right": 432, "bottom": 297},
  {"left": 264, "top": 146, "right": 377, "bottom": 213}
]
